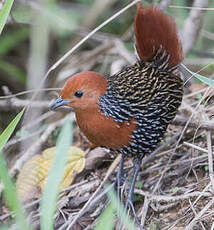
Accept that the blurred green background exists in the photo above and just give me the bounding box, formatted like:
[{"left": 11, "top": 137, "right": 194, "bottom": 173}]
[{"left": 0, "top": 0, "right": 214, "bottom": 132}]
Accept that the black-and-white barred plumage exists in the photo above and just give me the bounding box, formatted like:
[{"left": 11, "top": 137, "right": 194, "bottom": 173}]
[{"left": 99, "top": 48, "right": 183, "bottom": 158}]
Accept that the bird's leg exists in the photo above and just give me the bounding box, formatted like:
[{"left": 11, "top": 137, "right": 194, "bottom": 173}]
[
  {"left": 124, "top": 159, "right": 142, "bottom": 228},
  {"left": 116, "top": 153, "right": 125, "bottom": 200}
]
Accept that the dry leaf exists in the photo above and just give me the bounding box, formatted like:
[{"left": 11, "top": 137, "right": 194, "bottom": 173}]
[
  {"left": 85, "top": 147, "right": 109, "bottom": 170},
  {"left": 16, "top": 146, "right": 85, "bottom": 202}
]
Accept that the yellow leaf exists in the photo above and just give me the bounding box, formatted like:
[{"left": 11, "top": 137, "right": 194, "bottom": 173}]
[
  {"left": 16, "top": 155, "right": 42, "bottom": 201},
  {"left": 16, "top": 146, "right": 85, "bottom": 202}
]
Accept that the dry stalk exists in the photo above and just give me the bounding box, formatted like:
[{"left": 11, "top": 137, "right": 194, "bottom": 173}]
[
  {"left": 183, "top": 141, "right": 208, "bottom": 153},
  {"left": 185, "top": 197, "right": 214, "bottom": 230},
  {"left": 61, "top": 154, "right": 121, "bottom": 230},
  {"left": 188, "top": 199, "right": 206, "bottom": 230},
  {"left": 206, "top": 130, "right": 214, "bottom": 192},
  {"left": 140, "top": 196, "right": 150, "bottom": 227},
  {"left": 135, "top": 190, "right": 211, "bottom": 203},
  {"left": 175, "top": 87, "right": 212, "bottom": 151}
]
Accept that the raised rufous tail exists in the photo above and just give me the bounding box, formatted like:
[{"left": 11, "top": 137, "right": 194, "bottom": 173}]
[{"left": 134, "top": 3, "right": 182, "bottom": 67}]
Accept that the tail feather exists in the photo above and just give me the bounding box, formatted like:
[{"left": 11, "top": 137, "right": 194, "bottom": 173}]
[{"left": 134, "top": 3, "right": 182, "bottom": 67}]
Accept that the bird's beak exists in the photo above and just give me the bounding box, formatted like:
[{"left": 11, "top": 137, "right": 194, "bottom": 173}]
[{"left": 50, "top": 96, "right": 70, "bottom": 110}]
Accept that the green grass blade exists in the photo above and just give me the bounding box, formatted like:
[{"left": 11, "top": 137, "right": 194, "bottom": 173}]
[
  {"left": 0, "top": 108, "right": 31, "bottom": 230},
  {"left": 94, "top": 203, "right": 115, "bottom": 230},
  {"left": 40, "top": 119, "right": 72, "bottom": 230},
  {"left": 0, "top": 0, "right": 15, "bottom": 34},
  {"left": 0, "top": 153, "right": 31, "bottom": 230},
  {"left": 181, "top": 63, "right": 214, "bottom": 87},
  {"left": 94, "top": 187, "right": 137, "bottom": 230},
  {"left": 108, "top": 189, "right": 137, "bottom": 230},
  {"left": 0, "top": 108, "right": 25, "bottom": 152}
]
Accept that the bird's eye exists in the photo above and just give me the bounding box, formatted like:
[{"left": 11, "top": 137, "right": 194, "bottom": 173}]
[{"left": 74, "top": 90, "right": 83, "bottom": 98}]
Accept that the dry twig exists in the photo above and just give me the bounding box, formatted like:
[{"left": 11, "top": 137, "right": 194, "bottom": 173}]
[
  {"left": 61, "top": 154, "right": 121, "bottom": 230},
  {"left": 206, "top": 130, "right": 214, "bottom": 192},
  {"left": 135, "top": 190, "right": 211, "bottom": 202},
  {"left": 185, "top": 197, "right": 214, "bottom": 230}
]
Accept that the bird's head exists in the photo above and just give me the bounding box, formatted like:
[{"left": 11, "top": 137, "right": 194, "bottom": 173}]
[{"left": 50, "top": 71, "right": 107, "bottom": 111}]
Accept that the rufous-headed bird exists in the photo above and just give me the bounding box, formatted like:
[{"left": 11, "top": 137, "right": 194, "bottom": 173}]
[{"left": 51, "top": 3, "right": 183, "bottom": 225}]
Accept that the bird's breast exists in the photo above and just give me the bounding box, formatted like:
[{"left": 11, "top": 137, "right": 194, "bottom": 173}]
[{"left": 75, "top": 108, "right": 136, "bottom": 150}]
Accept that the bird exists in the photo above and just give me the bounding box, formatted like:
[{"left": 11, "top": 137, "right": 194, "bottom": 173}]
[{"left": 50, "top": 2, "right": 183, "bottom": 226}]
